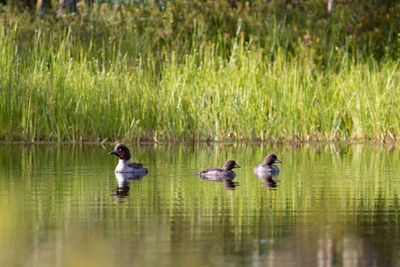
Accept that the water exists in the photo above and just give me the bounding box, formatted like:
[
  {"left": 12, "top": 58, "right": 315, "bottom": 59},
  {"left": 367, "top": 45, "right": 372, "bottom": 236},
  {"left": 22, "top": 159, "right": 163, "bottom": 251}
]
[{"left": 1, "top": 143, "right": 400, "bottom": 266}]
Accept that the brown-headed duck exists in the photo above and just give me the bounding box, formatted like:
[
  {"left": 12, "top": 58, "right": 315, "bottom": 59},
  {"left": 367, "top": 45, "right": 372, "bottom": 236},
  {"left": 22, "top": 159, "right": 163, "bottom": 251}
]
[
  {"left": 253, "top": 154, "right": 282, "bottom": 175},
  {"left": 196, "top": 160, "right": 241, "bottom": 179},
  {"left": 109, "top": 143, "right": 148, "bottom": 174}
]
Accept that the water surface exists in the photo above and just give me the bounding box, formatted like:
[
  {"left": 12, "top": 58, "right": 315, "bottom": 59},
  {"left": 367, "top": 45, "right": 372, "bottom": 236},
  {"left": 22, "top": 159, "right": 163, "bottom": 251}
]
[{"left": 0, "top": 143, "right": 400, "bottom": 266}]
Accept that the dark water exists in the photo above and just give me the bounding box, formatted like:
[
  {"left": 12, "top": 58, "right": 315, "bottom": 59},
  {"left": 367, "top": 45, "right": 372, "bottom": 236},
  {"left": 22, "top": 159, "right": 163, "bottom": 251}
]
[{"left": 1, "top": 143, "right": 400, "bottom": 266}]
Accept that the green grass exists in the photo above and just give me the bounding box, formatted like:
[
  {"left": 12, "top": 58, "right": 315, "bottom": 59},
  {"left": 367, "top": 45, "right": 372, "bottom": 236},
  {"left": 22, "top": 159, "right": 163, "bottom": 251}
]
[{"left": 1, "top": 2, "right": 400, "bottom": 142}]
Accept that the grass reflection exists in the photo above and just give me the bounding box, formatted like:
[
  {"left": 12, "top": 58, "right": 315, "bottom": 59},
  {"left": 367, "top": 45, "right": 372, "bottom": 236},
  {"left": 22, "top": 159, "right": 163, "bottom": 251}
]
[{"left": 0, "top": 143, "right": 399, "bottom": 266}]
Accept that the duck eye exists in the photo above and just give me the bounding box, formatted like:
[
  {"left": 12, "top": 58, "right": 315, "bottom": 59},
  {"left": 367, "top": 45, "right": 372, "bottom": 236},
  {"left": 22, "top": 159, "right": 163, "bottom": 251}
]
[{"left": 118, "top": 147, "right": 122, "bottom": 151}]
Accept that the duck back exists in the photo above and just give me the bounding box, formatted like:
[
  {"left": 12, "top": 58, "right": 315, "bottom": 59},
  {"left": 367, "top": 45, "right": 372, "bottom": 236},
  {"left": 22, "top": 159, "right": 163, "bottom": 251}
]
[
  {"left": 198, "top": 168, "right": 236, "bottom": 179},
  {"left": 253, "top": 164, "right": 280, "bottom": 175}
]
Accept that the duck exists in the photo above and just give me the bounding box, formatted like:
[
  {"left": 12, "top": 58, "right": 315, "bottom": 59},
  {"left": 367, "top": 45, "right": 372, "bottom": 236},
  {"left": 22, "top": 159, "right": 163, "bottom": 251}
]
[
  {"left": 196, "top": 160, "right": 241, "bottom": 179},
  {"left": 109, "top": 143, "right": 149, "bottom": 174},
  {"left": 253, "top": 154, "right": 282, "bottom": 175}
]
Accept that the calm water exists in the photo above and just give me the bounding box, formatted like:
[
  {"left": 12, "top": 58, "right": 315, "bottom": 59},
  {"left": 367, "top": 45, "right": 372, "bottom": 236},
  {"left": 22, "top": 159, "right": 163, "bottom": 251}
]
[{"left": 1, "top": 143, "right": 400, "bottom": 266}]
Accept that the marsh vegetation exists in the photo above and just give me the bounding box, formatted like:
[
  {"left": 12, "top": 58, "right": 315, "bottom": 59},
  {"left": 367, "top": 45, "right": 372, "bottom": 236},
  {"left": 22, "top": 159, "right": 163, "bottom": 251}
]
[{"left": 1, "top": 1, "right": 399, "bottom": 142}]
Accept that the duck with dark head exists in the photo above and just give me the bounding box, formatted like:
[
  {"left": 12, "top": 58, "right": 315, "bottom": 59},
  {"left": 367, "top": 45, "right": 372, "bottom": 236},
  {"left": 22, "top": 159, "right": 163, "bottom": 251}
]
[
  {"left": 253, "top": 154, "right": 282, "bottom": 175},
  {"left": 196, "top": 160, "right": 241, "bottom": 180},
  {"left": 109, "top": 143, "right": 149, "bottom": 174}
]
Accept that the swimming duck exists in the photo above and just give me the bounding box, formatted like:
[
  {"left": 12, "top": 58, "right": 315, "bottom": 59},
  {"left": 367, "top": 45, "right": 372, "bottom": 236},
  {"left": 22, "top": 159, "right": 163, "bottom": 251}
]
[
  {"left": 196, "top": 160, "right": 241, "bottom": 179},
  {"left": 253, "top": 154, "right": 282, "bottom": 175},
  {"left": 109, "top": 143, "right": 149, "bottom": 174}
]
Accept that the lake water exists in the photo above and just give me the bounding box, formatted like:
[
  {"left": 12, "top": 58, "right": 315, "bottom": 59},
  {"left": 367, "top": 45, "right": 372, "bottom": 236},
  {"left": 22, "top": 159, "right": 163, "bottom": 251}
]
[{"left": 0, "top": 143, "right": 400, "bottom": 266}]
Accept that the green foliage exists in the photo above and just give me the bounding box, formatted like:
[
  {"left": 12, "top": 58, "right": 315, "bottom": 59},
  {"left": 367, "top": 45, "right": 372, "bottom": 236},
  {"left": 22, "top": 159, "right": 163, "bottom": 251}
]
[{"left": 1, "top": 1, "right": 400, "bottom": 142}]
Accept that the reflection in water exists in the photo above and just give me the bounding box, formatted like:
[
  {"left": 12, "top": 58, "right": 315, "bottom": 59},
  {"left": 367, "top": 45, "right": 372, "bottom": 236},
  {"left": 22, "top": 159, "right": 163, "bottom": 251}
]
[
  {"left": 254, "top": 171, "right": 279, "bottom": 189},
  {"left": 113, "top": 172, "right": 147, "bottom": 198},
  {"left": 200, "top": 176, "right": 239, "bottom": 190},
  {"left": 221, "top": 178, "right": 239, "bottom": 190},
  {"left": 2, "top": 143, "right": 400, "bottom": 266}
]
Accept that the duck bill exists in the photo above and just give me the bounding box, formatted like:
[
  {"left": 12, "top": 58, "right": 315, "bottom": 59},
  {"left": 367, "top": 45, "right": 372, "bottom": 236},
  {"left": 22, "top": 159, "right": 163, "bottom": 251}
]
[
  {"left": 234, "top": 164, "right": 241, "bottom": 169},
  {"left": 109, "top": 151, "right": 118, "bottom": 156},
  {"left": 274, "top": 159, "right": 282, "bottom": 164}
]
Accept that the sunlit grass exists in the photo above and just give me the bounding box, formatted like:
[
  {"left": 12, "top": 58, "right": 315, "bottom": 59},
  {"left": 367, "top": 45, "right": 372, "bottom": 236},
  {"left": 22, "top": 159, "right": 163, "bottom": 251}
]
[{"left": 1, "top": 2, "right": 400, "bottom": 143}]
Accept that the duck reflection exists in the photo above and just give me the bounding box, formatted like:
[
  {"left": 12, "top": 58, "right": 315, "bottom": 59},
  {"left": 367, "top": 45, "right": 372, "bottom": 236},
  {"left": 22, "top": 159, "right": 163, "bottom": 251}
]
[
  {"left": 221, "top": 177, "right": 239, "bottom": 190},
  {"left": 200, "top": 177, "right": 239, "bottom": 190},
  {"left": 113, "top": 172, "right": 147, "bottom": 198},
  {"left": 254, "top": 171, "right": 279, "bottom": 190}
]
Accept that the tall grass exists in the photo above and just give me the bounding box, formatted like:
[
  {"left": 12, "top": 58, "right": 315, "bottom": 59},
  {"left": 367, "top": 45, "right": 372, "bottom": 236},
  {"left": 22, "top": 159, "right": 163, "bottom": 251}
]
[{"left": 1, "top": 2, "right": 400, "bottom": 142}]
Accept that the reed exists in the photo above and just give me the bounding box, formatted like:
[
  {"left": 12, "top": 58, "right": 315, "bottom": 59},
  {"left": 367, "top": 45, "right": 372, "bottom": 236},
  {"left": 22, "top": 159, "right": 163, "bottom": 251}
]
[{"left": 1, "top": 2, "right": 400, "bottom": 143}]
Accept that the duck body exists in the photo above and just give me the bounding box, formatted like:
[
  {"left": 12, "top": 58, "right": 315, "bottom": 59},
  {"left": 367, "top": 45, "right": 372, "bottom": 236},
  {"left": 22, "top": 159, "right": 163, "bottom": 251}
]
[
  {"left": 198, "top": 168, "right": 237, "bottom": 179},
  {"left": 109, "top": 143, "right": 148, "bottom": 174},
  {"left": 114, "top": 160, "right": 148, "bottom": 174},
  {"left": 253, "top": 154, "right": 282, "bottom": 175},
  {"left": 253, "top": 164, "right": 280, "bottom": 174},
  {"left": 197, "top": 160, "right": 241, "bottom": 180}
]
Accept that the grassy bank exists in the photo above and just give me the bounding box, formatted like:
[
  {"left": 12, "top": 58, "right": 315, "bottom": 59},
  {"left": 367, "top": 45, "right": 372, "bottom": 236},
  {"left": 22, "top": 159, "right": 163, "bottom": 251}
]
[{"left": 1, "top": 1, "right": 400, "bottom": 142}]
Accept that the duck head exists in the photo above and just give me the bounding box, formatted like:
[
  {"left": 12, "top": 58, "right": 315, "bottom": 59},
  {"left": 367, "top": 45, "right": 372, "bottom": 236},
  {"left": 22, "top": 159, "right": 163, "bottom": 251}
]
[
  {"left": 263, "top": 154, "right": 282, "bottom": 166},
  {"left": 223, "top": 160, "right": 241, "bottom": 171},
  {"left": 109, "top": 143, "right": 131, "bottom": 160}
]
